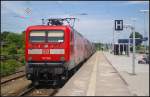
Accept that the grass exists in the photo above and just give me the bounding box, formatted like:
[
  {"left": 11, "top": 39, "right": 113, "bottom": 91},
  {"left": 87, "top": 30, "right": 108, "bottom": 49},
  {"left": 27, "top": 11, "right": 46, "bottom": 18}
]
[{"left": 0, "top": 59, "right": 24, "bottom": 77}]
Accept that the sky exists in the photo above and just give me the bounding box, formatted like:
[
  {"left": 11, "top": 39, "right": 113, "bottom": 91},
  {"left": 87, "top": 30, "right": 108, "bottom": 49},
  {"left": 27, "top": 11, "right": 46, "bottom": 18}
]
[{"left": 1, "top": 1, "right": 149, "bottom": 43}]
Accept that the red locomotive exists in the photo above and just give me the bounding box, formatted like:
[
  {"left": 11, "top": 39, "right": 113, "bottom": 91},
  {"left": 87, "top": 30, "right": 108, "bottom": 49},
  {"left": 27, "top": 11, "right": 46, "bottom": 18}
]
[{"left": 25, "top": 18, "right": 96, "bottom": 85}]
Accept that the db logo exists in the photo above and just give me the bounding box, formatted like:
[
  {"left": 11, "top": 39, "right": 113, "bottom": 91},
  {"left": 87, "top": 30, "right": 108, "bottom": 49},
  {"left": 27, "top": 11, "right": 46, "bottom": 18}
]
[{"left": 42, "top": 49, "right": 49, "bottom": 54}]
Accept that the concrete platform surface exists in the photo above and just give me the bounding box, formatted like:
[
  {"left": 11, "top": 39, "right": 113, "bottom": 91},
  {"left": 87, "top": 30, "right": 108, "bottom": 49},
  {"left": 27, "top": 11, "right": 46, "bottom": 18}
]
[
  {"left": 55, "top": 51, "right": 132, "bottom": 96},
  {"left": 103, "top": 51, "right": 149, "bottom": 96}
]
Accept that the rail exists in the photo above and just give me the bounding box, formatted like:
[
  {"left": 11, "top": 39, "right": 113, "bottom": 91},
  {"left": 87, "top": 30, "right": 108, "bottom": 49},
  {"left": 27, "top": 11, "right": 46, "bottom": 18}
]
[
  {"left": 1, "top": 71, "right": 25, "bottom": 84},
  {"left": 18, "top": 86, "right": 58, "bottom": 96},
  {"left": 18, "top": 85, "right": 35, "bottom": 96}
]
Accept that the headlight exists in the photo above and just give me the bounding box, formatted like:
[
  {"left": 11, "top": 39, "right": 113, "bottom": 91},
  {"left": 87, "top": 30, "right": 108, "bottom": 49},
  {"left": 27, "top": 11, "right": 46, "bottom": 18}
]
[
  {"left": 50, "top": 49, "right": 64, "bottom": 54},
  {"left": 28, "top": 49, "right": 42, "bottom": 54}
]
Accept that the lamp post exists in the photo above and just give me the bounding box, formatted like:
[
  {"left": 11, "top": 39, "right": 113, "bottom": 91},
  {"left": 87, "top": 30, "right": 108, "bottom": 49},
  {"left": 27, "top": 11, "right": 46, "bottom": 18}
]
[
  {"left": 124, "top": 22, "right": 136, "bottom": 75},
  {"left": 132, "top": 18, "right": 136, "bottom": 75},
  {"left": 112, "top": 20, "right": 115, "bottom": 54},
  {"left": 139, "top": 10, "right": 149, "bottom": 53}
]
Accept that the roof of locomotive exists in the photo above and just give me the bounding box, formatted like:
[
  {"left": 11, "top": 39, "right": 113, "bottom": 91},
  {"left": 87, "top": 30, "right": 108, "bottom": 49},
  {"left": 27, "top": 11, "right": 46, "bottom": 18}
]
[{"left": 26, "top": 25, "right": 72, "bottom": 31}]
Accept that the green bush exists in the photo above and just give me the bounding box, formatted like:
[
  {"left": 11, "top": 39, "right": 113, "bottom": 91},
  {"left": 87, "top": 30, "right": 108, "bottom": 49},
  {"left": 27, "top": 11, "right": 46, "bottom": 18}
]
[
  {"left": 7, "top": 44, "right": 17, "bottom": 55},
  {"left": 18, "top": 56, "right": 25, "bottom": 65},
  {"left": 1, "top": 31, "right": 25, "bottom": 77},
  {"left": 17, "top": 49, "right": 24, "bottom": 54},
  {"left": 0, "top": 59, "right": 22, "bottom": 76}
]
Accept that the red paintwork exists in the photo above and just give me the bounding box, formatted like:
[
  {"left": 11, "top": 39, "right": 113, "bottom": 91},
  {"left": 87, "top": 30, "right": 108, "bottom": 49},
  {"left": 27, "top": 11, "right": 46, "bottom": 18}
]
[
  {"left": 25, "top": 25, "right": 95, "bottom": 68},
  {"left": 25, "top": 25, "right": 71, "bottom": 62}
]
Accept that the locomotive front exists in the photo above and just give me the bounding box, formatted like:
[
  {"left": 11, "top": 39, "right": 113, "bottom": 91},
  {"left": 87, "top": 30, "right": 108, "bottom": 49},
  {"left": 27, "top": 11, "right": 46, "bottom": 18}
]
[{"left": 25, "top": 25, "right": 71, "bottom": 83}]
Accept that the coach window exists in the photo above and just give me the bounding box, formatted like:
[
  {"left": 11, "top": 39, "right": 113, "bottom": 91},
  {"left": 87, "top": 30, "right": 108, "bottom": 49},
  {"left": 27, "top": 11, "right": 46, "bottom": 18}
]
[
  {"left": 47, "top": 30, "right": 64, "bottom": 42},
  {"left": 30, "top": 31, "right": 46, "bottom": 42}
]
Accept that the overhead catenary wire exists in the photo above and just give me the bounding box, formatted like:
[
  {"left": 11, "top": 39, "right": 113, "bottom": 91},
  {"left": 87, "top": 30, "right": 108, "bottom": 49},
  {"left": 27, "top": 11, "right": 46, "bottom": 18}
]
[{"left": 55, "top": 1, "right": 78, "bottom": 28}]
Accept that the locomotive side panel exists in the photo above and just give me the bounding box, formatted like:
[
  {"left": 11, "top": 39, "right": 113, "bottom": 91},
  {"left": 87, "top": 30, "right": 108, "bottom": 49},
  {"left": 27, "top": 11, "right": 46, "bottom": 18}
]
[
  {"left": 68, "top": 30, "right": 76, "bottom": 70},
  {"left": 74, "top": 30, "right": 85, "bottom": 65}
]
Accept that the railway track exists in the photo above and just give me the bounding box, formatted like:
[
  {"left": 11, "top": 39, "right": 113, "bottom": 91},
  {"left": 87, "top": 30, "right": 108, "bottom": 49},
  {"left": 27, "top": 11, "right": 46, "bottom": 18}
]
[
  {"left": 1, "top": 57, "right": 85, "bottom": 96},
  {"left": 18, "top": 85, "right": 35, "bottom": 96},
  {"left": 1, "top": 70, "right": 25, "bottom": 84},
  {"left": 18, "top": 85, "right": 59, "bottom": 96},
  {"left": 1, "top": 68, "right": 59, "bottom": 96}
]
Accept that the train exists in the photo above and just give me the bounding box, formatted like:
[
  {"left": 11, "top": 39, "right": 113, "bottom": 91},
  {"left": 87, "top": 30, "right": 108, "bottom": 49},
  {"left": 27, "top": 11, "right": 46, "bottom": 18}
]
[{"left": 25, "top": 18, "right": 96, "bottom": 85}]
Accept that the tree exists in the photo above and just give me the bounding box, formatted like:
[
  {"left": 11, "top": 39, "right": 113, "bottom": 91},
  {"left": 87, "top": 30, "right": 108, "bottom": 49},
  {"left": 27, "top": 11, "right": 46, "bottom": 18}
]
[
  {"left": 7, "top": 44, "right": 17, "bottom": 55},
  {"left": 1, "top": 31, "right": 25, "bottom": 76},
  {"left": 129, "top": 32, "right": 143, "bottom": 39},
  {"left": 129, "top": 32, "right": 143, "bottom": 46},
  {"left": 5, "top": 32, "right": 23, "bottom": 49},
  {"left": 21, "top": 31, "right": 25, "bottom": 49},
  {"left": 1, "top": 31, "right": 10, "bottom": 41}
]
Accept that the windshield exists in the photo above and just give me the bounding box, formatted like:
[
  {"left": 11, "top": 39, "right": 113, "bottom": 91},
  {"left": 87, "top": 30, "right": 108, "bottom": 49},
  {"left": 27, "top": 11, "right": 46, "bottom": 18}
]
[
  {"left": 47, "top": 30, "right": 64, "bottom": 42},
  {"left": 30, "top": 31, "right": 45, "bottom": 42},
  {"left": 29, "top": 30, "right": 64, "bottom": 43}
]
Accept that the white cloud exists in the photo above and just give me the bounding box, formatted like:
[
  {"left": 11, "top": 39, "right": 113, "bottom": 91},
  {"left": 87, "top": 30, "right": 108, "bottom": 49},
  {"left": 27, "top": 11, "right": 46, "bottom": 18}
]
[
  {"left": 1, "top": 1, "right": 28, "bottom": 17},
  {"left": 125, "top": 1, "right": 149, "bottom": 5}
]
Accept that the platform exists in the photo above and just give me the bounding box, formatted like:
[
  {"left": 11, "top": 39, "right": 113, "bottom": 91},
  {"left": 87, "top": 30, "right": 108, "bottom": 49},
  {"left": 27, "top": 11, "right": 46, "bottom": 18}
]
[
  {"left": 104, "top": 51, "right": 149, "bottom": 96},
  {"left": 55, "top": 51, "right": 132, "bottom": 96}
]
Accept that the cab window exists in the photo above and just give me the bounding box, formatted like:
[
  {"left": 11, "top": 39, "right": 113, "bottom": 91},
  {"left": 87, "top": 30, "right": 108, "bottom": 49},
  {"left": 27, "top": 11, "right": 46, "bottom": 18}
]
[
  {"left": 30, "top": 31, "right": 45, "bottom": 42},
  {"left": 47, "top": 30, "right": 64, "bottom": 42}
]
